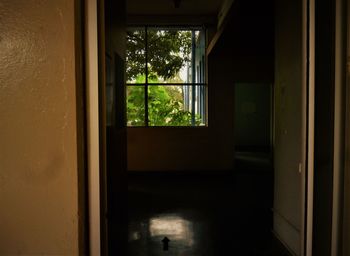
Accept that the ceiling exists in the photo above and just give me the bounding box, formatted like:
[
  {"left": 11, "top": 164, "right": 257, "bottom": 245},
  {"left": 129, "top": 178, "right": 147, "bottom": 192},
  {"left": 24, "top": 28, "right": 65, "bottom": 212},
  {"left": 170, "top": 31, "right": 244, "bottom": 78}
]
[{"left": 126, "top": 0, "right": 226, "bottom": 16}]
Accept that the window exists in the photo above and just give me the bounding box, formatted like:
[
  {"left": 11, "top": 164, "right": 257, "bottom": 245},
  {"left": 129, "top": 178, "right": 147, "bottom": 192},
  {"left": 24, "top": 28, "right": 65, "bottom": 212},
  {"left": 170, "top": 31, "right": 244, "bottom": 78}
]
[{"left": 126, "top": 26, "right": 207, "bottom": 127}]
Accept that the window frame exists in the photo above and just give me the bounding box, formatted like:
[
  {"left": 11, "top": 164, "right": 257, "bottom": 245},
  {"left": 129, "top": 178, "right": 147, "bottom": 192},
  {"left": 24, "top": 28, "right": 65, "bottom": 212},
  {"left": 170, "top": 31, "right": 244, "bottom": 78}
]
[{"left": 126, "top": 25, "right": 208, "bottom": 127}]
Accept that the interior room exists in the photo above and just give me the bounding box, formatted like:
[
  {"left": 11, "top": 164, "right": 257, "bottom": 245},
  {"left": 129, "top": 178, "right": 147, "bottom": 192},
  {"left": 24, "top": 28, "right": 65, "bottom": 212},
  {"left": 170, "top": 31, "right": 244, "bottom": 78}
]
[
  {"left": 104, "top": 0, "right": 305, "bottom": 255},
  {"left": 1, "top": 0, "right": 348, "bottom": 255}
]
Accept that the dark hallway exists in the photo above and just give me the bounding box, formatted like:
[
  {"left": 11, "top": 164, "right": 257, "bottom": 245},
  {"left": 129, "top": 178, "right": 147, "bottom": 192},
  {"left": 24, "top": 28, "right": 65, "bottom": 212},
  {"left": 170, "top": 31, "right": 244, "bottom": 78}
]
[
  {"left": 103, "top": 0, "right": 305, "bottom": 255},
  {"left": 127, "top": 164, "right": 290, "bottom": 255}
]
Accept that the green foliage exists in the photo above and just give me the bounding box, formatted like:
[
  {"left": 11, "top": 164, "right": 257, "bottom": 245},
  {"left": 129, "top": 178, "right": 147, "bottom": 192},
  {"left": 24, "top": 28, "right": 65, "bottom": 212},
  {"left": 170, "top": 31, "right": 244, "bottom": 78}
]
[
  {"left": 148, "top": 86, "right": 193, "bottom": 126},
  {"left": 126, "top": 29, "right": 192, "bottom": 81},
  {"left": 126, "top": 29, "right": 201, "bottom": 126},
  {"left": 127, "top": 78, "right": 199, "bottom": 126},
  {"left": 127, "top": 85, "right": 145, "bottom": 126}
]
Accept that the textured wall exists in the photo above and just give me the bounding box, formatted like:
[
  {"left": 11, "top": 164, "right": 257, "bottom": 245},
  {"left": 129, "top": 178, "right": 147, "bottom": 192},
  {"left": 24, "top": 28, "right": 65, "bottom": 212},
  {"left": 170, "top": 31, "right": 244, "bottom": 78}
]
[
  {"left": 343, "top": 5, "right": 350, "bottom": 254},
  {"left": 0, "top": 0, "right": 79, "bottom": 254}
]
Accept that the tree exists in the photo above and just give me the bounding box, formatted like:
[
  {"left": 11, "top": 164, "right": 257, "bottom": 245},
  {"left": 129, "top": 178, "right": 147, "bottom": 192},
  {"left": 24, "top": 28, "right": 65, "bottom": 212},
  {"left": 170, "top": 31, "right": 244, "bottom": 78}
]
[
  {"left": 126, "top": 29, "right": 192, "bottom": 81},
  {"left": 126, "top": 28, "right": 200, "bottom": 126},
  {"left": 127, "top": 75, "right": 200, "bottom": 126}
]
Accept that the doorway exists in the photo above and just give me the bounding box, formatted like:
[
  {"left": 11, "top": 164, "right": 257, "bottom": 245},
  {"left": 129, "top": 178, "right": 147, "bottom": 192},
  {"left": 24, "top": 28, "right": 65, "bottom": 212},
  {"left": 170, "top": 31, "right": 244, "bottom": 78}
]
[{"left": 83, "top": 0, "right": 326, "bottom": 255}]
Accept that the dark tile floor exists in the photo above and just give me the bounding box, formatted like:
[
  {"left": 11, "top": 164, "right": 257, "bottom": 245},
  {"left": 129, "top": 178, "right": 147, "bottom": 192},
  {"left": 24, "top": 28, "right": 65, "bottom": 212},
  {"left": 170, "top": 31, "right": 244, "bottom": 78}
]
[{"left": 128, "top": 167, "right": 290, "bottom": 255}]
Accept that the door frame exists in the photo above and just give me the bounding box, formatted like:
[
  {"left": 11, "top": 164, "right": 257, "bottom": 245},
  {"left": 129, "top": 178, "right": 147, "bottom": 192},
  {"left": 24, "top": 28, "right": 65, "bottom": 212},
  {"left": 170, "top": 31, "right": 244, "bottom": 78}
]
[
  {"left": 85, "top": 0, "right": 104, "bottom": 254},
  {"left": 304, "top": 0, "right": 315, "bottom": 255},
  {"left": 82, "top": 0, "right": 350, "bottom": 255}
]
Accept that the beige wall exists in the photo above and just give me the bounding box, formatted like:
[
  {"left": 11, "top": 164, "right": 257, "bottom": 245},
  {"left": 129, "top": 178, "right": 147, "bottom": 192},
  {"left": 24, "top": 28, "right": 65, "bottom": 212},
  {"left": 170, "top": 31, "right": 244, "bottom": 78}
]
[
  {"left": 0, "top": 0, "right": 79, "bottom": 254},
  {"left": 274, "top": 0, "right": 303, "bottom": 254},
  {"left": 344, "top": 2, "right": 350, "bottom": 253},
  {"left": 127, "top": 127, "right": 234, "bottom": 171},
  {"left": 345, "top": 65, "right": 350, "bottom": 255}
]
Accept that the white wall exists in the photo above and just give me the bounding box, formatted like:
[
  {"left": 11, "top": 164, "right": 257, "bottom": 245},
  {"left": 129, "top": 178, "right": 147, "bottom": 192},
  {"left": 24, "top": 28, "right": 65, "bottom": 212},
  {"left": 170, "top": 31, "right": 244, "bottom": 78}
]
[
  {"left": 274, "top": 0, "right": 303, "bottom": 254},
  {"left": 0, "top": 0, "right": 80, "bottom": 254}
]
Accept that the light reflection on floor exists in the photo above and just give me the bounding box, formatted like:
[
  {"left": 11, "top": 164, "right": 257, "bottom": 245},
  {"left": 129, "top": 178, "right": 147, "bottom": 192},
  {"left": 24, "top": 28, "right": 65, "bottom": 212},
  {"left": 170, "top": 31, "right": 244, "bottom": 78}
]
[
  {"left": 149, "top": 215, "right": 194, "bottom": 245},
  {"left": 128, "top": 212, "right": 211, "bottom": 255}
]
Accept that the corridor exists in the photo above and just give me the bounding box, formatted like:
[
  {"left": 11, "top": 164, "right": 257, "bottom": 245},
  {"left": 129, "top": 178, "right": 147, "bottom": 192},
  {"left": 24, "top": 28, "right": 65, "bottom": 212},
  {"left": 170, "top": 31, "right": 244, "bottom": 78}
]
[{"left": 127, "top": 161, "right": 290, "bottom": 255}]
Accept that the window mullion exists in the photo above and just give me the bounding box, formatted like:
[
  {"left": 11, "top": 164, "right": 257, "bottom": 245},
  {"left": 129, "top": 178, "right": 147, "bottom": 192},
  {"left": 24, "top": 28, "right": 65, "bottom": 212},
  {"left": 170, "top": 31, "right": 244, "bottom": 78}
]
[
  {"left": 145, "top": 26, "right": 149, "bottom": 126},
  {"left": 191, "top": 30, "right": 196, "bottom": 126}
]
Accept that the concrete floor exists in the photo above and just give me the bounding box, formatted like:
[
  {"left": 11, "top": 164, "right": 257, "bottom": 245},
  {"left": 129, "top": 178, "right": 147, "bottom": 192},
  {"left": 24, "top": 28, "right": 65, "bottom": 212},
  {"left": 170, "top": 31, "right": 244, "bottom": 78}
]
[{"left": 127, "top": 166, "right": 291, "bottom": 255}]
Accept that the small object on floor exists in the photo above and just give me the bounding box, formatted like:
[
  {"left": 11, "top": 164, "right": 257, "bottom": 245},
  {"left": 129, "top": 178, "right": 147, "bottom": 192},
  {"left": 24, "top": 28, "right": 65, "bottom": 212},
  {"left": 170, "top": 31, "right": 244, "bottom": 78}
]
[{"left": 162, "top": 237, "right": 170, "bottom": 251}]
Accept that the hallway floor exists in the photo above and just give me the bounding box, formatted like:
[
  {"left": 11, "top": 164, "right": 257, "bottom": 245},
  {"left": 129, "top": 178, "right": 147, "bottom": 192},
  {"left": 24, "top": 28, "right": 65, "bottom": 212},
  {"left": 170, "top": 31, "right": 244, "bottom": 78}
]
[{"left": 128, "top": 167, "right": 290, "bottom": 255}]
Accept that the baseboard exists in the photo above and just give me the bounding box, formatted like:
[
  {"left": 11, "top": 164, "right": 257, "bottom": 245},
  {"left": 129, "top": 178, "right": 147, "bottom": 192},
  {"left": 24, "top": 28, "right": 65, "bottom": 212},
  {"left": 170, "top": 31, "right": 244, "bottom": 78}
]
[{"left": 273, "top": 211, "right": 301, "bottom": 256}]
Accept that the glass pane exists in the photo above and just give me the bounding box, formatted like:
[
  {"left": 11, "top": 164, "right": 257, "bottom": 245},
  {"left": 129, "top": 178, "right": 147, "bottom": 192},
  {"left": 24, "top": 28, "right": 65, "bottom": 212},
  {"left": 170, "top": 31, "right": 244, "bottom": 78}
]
[
  {"left": 147, "top": 28, "right": 198, "bottom": 84},
  {"left": 127, "top": 86, "right": 145, "bottom": 126},
  {"left": 126, "top": 28, "right": 146, "bottom": 84},
  {"left": 148, "top": 85, "right": 206, "bottom": 126},
  {"left": 193, "top": 30, "right": 206, "bottom": 84},
  {"left": 183, "top": 85, "right": 206, "bottom": 126}
]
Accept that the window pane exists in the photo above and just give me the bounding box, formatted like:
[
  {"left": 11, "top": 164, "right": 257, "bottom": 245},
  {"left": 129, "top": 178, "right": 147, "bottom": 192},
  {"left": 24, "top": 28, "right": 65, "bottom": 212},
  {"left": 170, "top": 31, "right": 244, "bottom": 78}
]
[
  {"left": 193, "top": 30, "right": 206, "bottom": 84},
  {"left": 127, "top": 86, "right": 145, "bottom": 126},
  {"left": 147, "top": 28, "right": 197, "bottom": 84},
  {"left": 148, "top": 85, "right": 206, "bottom": 126},
  {"left": 126, "top": 28, "right": 146, "bottom": 84},
  {"left": 183, "top": 85, "right": 206, "bottom": 126},
  {"left": 125, "top": 26, "right": 207, "bottom": 127}
]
